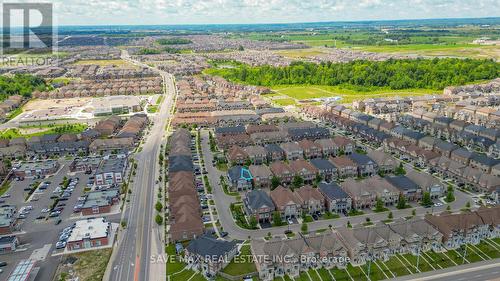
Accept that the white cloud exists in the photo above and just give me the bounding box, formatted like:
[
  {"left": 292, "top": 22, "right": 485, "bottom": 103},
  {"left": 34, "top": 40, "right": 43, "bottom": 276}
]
[{"left": 7, "top": 0, "right": 498, "bottom": 25}]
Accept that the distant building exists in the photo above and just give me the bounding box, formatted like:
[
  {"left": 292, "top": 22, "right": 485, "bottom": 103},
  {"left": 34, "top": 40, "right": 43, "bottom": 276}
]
[{"left": 12, "top": 160, "right": 60, "bottom": 180}]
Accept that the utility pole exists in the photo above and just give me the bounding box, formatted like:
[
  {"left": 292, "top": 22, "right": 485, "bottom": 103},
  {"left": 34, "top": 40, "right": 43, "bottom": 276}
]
[
  {"left": 462, "top": 244, "right": 467, "bottom": 264},
  {"left": 366, "top": 251, "right": 372, "bottom": 281}
]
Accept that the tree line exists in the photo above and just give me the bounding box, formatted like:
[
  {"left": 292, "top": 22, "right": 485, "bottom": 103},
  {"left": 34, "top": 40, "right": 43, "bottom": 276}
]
[
  {"left": 0, "top": 74, "right": 47, "bottom": 101},
  {"left": 207, "top": 58, "right": 500, "bottom": 91}
]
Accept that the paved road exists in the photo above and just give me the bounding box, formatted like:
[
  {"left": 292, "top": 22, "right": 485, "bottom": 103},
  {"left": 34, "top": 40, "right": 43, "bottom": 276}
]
[
  {"left": 108, "top": 52, "right": 174, "bottom": 281},
  {"left": 199, "top": 129, "right": 473, "bottom": 240},
  {"left": 392, "top": 258, "right": 500, "bottom": 281}
]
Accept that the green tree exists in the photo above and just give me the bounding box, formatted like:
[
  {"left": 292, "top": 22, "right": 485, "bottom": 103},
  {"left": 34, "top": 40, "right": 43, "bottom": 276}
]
[
  {"left": 292, "top": 175, "right": 304, "bottom": 190},
  {"left": 397, "top": 194, "right": 407, "bottom": 209},
  {"left": 155, "top": 214, "right": 163, "bottom": 225},
  {"left": 446, "top": 205, "right": 451, "bottom": 211},
  {"left": 445, "top": 186, "right": 455, "bottom": 203},
  {"left": 395, "top": 163, "right": 406, "bottom": 175},
  {"left": 272, "top": 211, "right": 283, "bottom": 226},
  {"left": 155, "top": 201, "right": 163, "bottom": 212},
  {"left": 388, "top": 211, "right": 393, "bottom": 219},
  {"left": 249, "top": 215, "right": 258, "bottom": 229},
  {"left": 412, "top": 209, "right": 416, "bottom": 216},
  {"left": 271, "top": 176, "right": 281, "bottom": 190},
  {"left": 374, "top": 197, "right": 385, "bottom": 212},
  {"left": 421, "top": 192, "right": 433, "bottom": 207},
  {"left": 347, "top": 221, "right": 352, "bottom": 228},
  {"left": 301, "top": 222, "right": 308, "bottom": 234}
]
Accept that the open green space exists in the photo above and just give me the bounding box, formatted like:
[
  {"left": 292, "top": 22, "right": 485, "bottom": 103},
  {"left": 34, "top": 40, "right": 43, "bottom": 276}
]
[
  {"left": 56, "top": 248, "right": 112, "bottom": 281},
  {"left": 0, "top": 123, "right": 88, "bottom": 139},
  {"left": 166, "top": 244, "right": 186, "bottom": 276},
  {"left": 268, "top": 85, "right": 438, "bottom": 104}
]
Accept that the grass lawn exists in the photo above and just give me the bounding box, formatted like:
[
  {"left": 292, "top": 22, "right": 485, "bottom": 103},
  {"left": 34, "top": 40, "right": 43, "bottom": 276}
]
[
  {"left": 6, "top": 107, "right": 23, "bottom": 121},
  {"left": 0, "top": 123, "right": 88, "bottom": 139},
  {"left": 374, "top": 260, "right": 395, "bottom": 279},
  {"left": 173, "top": 269, "right": 198, "bottom": 280},
  {"left": 308, "top": 269, "right": 322, "bottom": 281},
  {"left": 480, "top": 240, "right": 500, "bottom": 258},
  {"left": 345, "top": 264, "right": 366, "bottom": 280},
  {"left": 383, "top": 256, "right": 412, "bottom": 276},
  {"left": 166, "top": 244, "right": 186, "bottom": 276},
  {"left": 295, "top": 271, "right": 311, "bottom": 281},
  {"left": 222, "top": 245, "right": 256, "bottom": 276},
  {"left": 272, "top": 98, "right": 297, "bottom": 106},
  {"left": 65, "top": 248, "right": 112, "bottom": 281},
  {"left": 0, "top": 181, "right": 11, "bottom": 197},
  {"left": 424, "top": 251, "right": 457, "bottom": 268},
  {"left": 401, "top": 253, "right": 434, "bottom": 272},
  {"left": 316, "top": 268, "right": 331, "bottom": 280},
  {"left": 269, "top": 85, "right": 438, "bottom": 105},
  {"left": 330, "top": 268, "right": 351, "bottom": 281},
  {"left": 463, "top": 245, "right": 485, "bottom": 263},
  {"left": 190, "top": 273, "right": 208, "bottom": 281},
  {"left": 321, "top": 212, "right": 340, "bottom": 220}
]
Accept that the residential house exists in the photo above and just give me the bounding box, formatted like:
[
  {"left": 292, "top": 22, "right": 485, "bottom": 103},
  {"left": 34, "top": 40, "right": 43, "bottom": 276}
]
[
  {"left": 318, "top": 183, "right": 352, "bottom": 214},
  {"left": 329, "top": 156, "right": 358, "bottom": 178},
  {"left": 366, "top": 150, "right": 398, "bottom": 174},
  {"left": 385, "top": 176, "right": 422, "bottom": 201},
  {"left": 388, "top": 219, "right": 443, "bottom": 254},
  {"left": 332, "top": 136, "right": 354, "bottom": 154},
  {"left": 298, "top": 139, "right": 322, "bottom": 159},
  {"left": 425, "top": 211, "right": 491, "bottom": 249},
  {"left": 280, "top": 142, "right": 304, "bottom": 161},
  {"left": 270, "top": 186, "right": 301, "bottom": 219},
  {"left": 341, "top": 176, "right": 399, "bottom": 209},
  {"left": 469, "top": 154, "right": 500, "bottom": 173},
  {"left": 244, "top": 145, "right": 268, "bottom": 165},
  {"left": 310, "top": 158, "right": 337, "bottom": 182},
  {"left": 295, "top": 186, "right": 325, "bottom": 214},
  {"left": 348, "top": 153, "right": 378, "bottom": 177},
  {"left": 270, "top": 162, "right": 294, "bottom": 185},
  {"left": 244, "top": 189, "right": 275, "bottom": 222},
  {"left": 289, "top": 159, "right": 319, "bottom": 183},
  {"left": 265, "top": 144, "right": 285, "bottom": 162},
  {"left": 185, "top": 235, "right": 238, "bottom": 278},
  {"left": 450, "top": 148, "right": 474, "bottom": 165},
  {"left": 405, "top": 168, "right": 444, "bottom": 198},
  {"left": 314, "top": 138, "right": 338, "bottom": 157},
  {"left": 249, "top": 165, "right": 273, "bottom": 188},
  {"left": 227, "top": 166, "right": 253, "bottom": 191},
  {"left": 227, "top": 146, "right": 248, "bottom": 165}
]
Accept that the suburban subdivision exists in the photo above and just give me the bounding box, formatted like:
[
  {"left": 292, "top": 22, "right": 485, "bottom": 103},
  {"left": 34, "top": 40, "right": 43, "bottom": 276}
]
[{"left": 0, "top": 3, "right": 499, "bottom": 281}]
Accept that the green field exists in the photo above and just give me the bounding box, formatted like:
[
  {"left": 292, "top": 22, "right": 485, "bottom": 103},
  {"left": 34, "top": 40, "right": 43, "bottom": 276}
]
[
  {"left": 0, "top": 123, "right": 88, "bottom": 139},
  {"left": 222, "top": 244, "right": 257, "bottom": 276},
  {"left": 267, "top": 85, "right": 438, "bottom": 105}
]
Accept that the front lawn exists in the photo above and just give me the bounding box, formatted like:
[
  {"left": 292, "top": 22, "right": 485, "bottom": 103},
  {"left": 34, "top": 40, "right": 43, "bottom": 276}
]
[
  {"left": 222, "top": 245, "right": 257, "bottom": 276},
  {"left": 166, "top": 244, "right": 186, "bottom": 276}
]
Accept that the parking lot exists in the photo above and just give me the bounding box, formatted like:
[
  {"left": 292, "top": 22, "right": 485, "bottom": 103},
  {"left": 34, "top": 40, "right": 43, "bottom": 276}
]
[{"left": 0, "top": 159, "right": 121, "bottom": 280}]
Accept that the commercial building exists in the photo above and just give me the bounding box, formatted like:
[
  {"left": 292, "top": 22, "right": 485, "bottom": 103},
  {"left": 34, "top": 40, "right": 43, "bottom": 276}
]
[{"left": 66, "top": 218, "right": 112, "bottom": 251}]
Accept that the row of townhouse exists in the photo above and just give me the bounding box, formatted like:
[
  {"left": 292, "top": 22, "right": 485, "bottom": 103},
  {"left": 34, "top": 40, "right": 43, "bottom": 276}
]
[
  {"left": 226, "top": 135, "right": 354, "bottom": 165},
  {"left": 167, "top": 129, "right": 204, "bottom": 242},
  {"left": 244, "top": 184, "right": 351, "bottom": 223},
  {"left": 227, "top": 148, "right": 404, "bottom": 191},
  {"left": 252, "top": 205, "right": 500, "bottom": 281},
  {"left": 214, "top": 122, "right": 331, "bottom": 149},
  {"left": 0, "top": 115, "right": 147, "bottom": 160},
  {"left": 398, "top": 113, "right": 500, "bottom": 156},
  {"left": 303, "top": 104, "right": 500, "bottom": 193}
]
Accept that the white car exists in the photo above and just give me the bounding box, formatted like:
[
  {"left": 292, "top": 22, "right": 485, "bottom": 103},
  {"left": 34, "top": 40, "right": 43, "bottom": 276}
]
[
  {"left": 41, "top": 208, "right": 50, "bottom": 213},
  {"left": 287, "top": 218, "right": 294, "bottom": 225}
]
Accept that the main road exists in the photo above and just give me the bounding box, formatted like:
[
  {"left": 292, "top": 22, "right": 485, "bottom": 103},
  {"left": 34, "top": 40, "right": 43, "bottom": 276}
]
[{"left": 106, "top": 51, "right": 175, "bottom": 281}]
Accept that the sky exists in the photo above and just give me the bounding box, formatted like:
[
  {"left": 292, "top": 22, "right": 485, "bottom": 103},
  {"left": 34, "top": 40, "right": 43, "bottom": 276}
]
[{"left": 3, "top": 0, "right": 500, "bottom": 26}]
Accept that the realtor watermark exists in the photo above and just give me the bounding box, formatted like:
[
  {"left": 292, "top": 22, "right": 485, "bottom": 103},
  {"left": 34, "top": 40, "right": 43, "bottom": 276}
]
[
  {"left": 152, "top": 254, "right": 350, "bottom": 265},
  {"left": 1, "top": 2, "right": 57, "bottom": 66}
]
